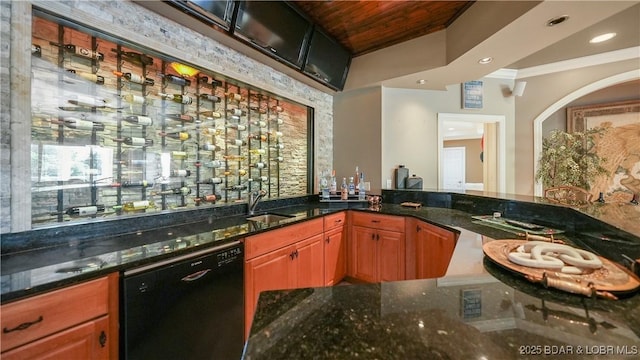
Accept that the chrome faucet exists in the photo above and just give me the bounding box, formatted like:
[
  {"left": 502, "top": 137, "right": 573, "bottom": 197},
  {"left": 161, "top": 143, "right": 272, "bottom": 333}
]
[{"left": 248, "top": 190, "right": 267, "bottom": 215}]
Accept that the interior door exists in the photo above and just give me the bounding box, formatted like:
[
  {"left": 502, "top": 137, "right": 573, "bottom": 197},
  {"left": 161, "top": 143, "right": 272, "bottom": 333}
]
[{"left": 442, "top": 147, "right": 466, "bottom": 190}]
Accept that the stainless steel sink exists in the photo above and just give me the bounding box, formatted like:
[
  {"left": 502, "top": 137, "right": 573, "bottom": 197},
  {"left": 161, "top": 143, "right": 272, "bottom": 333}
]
[{"left": 246, "top": 213, "right": 294, "bottom": 224}]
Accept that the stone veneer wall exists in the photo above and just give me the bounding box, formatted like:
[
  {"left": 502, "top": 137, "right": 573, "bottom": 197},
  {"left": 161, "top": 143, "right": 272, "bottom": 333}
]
[{"left": 0, "top": 0, "right": 334, "bottom": 234}]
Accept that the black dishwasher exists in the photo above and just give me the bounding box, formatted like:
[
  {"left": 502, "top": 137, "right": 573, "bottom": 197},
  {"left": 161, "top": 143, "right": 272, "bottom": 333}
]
[{"left": 122, "top": 241, "right": 244, "bottom": 360}]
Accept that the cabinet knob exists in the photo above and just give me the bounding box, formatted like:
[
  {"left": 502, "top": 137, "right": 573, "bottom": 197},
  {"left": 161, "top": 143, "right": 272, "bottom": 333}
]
[
  {"left": 371, "top": 220, "right": 380, "bottom": 223},
  {"left": 99, "top": 330, "right": 107, "bottom": 348},
  {"left": 326, "top": 237, "right": 330, "bottom": 243},
  {"left": 416, "top": 225, "right": 421, "bottom": 232}
]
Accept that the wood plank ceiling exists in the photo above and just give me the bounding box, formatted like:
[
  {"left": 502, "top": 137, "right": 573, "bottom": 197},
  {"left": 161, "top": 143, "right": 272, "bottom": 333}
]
[{"left": 292, "top": 0, "right": 475, "bottom": 56}]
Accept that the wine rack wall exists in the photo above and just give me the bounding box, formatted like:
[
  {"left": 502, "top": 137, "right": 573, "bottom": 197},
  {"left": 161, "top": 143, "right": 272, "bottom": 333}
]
[{"left": 29, "top": 15, "right": 309, "bottom": 225}]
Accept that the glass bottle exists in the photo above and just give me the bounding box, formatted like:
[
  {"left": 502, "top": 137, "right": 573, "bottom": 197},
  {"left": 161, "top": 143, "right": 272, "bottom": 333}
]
[
  {"left": 65, "top": 205, "right": 105, "bottom": 217},
  {"left": 159, "top": 92, "right": 193, "bottom": 105},
  {"left": 330, "top": 170, "right": 337, "bottom": 195},
  {"left": 66, "top": 69, "right": 104, "bottom": 85},
  {"left": 112, "top": 70, "right": 154, "bottom": 86},
  {"left": 123, "top": 115, "right": 153, "bottom": 126},
  {"left": 341, "top": 178, "right": 348, "bottom": 200},
  {"left": 121, "top": 200, "right": 155, "bottom": 212},
  {"left": 348, "top": 177, "right": 355, "bottom": 195}
]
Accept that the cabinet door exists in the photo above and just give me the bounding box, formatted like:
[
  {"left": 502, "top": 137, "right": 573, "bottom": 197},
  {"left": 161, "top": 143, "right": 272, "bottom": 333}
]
[
  {"left": 295, "top": 234, "right": 325, "bottom": 289},
  {"left": 415, "top": 222, "right": 457, "bottom": 278},
  {"left": 244, "top": 245, "right": 295, "bottom": 335},
  {"left": 324, "top": 225, "right": 346, "bottom": 286},
  {"left": 378, "top": 229, "right": 405, "bottom": 282},
  {"left": 2, "top": 316, "right": 110, "bottom": 360},
  {"left": 350, "top": 225, "right": 378, "bottom": 283}
]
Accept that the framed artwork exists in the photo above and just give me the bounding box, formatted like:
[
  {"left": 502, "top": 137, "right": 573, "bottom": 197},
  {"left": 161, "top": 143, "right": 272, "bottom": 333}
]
[
  {"left": 567, "top": 100, "right": 640, "bottom": 200},
  {"left": 462, "top": 80, "right": 483, "bottom": 109}
]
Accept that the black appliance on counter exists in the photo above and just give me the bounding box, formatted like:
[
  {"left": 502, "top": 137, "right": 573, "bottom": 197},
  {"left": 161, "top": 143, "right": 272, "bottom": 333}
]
[{"left": 121, "top": 241, "right": 244, "bottom": 359}]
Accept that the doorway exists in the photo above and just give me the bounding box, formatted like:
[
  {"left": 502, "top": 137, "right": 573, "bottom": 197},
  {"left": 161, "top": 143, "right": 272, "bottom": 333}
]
[{"left": 437, "top": 113, "right": 506, "bottom": 193}]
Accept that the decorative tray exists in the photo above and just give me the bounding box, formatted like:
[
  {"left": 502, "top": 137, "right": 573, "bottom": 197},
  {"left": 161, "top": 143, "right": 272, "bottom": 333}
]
[
  {"left": 472, "top": 215, "right": 563, "bottom": 235},
  {"left": 483, "top": 240, "right": 640, "bottom": 299}
]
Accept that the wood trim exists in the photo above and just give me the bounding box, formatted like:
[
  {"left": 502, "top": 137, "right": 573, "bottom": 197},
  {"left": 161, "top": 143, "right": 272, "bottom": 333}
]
[{"left": 567, "top": 99, "right": 640, "bottom": 133}]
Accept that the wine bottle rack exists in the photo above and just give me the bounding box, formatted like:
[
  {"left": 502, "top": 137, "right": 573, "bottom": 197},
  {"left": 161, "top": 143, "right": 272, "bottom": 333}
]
[{"left": 29, "top": 14, "right": 307, "bottom": 226}]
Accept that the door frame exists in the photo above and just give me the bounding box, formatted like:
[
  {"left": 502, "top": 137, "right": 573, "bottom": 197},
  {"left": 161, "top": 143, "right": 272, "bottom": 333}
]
[{"left": 437, "top": 113, "right": 506, "bottom": 193}]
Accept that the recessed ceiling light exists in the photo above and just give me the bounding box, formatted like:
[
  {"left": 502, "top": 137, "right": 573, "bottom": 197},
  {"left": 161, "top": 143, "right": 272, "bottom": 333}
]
[
  {"left": 590, "top": 32, "right": 617, "bottom": 43},
  {"left": 478, "top": 57, "right": 493, "bottom": 65},
  {"left": 547, "top": 15, "right": 569, "bottom": 27},
  {"left": 416, "top": 79, "right": 426, "bottom": 85}
]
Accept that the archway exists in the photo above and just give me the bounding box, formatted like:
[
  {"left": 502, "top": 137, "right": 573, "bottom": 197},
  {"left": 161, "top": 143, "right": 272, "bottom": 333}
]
[{"left": 532, "top": 70, "right": 640, "bottom": 196}]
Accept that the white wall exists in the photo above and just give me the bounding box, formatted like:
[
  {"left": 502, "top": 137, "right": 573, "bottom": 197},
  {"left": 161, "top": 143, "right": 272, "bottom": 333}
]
[{"left": 379, "top": 77, "right": 516, "bottom": 193}]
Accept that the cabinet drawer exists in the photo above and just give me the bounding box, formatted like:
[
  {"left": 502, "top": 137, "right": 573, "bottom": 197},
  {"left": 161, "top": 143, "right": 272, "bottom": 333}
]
[
  {"left": 324, "top": 211, "right": 346, "bottom": 231},
  {"left": 246, "top": 218, "right": 323, "bottom": 260},
  {"left": 351, "top": 212, "right": 405, "bottom": 233},
  {"left": 1, "top": 277, "right": 109, "bottom": 352}
]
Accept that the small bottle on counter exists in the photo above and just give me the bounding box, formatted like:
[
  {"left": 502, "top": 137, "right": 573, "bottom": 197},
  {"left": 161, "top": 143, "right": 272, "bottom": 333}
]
[
  {"left": 341, "top": 178, "right": 348, "bottom": 200},
  {"left": 358, "top": 173, "right": 366, "bottom": 200},
  {"left": 330, "top": 170, "right": 337, "bottom": 195},
  {"left": 348, "top": 177, "right": 355, "bottom": 195}
]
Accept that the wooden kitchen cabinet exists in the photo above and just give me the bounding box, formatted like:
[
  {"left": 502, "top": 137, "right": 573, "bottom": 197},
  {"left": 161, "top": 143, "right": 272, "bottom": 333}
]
[
  {"left": 324, "top": 211, "right": 347, "bottom": 286},
  {"left": 349, "top": 212, "right": 405, "bottom": 283},
  {"left": 244, "top": 218, "right": 324, "bottom": 336},
  {"left": 1, "top": 274, "right": 119, "bottom": 360},
  {"left": 406, "top": 218, "right": 458, "bottom": 279}
]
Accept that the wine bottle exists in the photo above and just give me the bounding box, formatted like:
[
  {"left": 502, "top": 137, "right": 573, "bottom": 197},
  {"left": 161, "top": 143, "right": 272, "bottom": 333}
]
[
  {"left": 251, "top": 162, "right": 266, "bottom": 169},
  {"left": 159, "top": 92, "right": 193, "bottom": 105},
  {"left": 161, "top": 74, "right": 191, "bottom": 86},
  {"left": 248, "top": 176, "right": 268, "bottom": 183},
  {"left": 121, "top": 94, "right": 152, "bottom": 105},
  {"left": 68, "top": 95, "right": 108, "bottom": 108},
  {"left": 223, "top": 154, "right": 246, "bottom": 161},
  {"left": 249, "top": 133, "right": 267, "bottom": 142},
  {"left": 269, "top": 131, "right": 283, "bottom": 139},
  {"left": 202, "top": 160, "right": 223, "bottom": 169},
  {"left": 271, "top": 117, "right": 284, "bottom": 125},
  {"left": 225, "top": 184, "right": 247, "bottom": 191},
  {"left": 172, "top": 169, "right": 192, "bottom": 177},
  {"left": 249, "top": 148, "right": 266, "bottom": 155},
  {"left": 194, "top": 194, "right": 218, "bottom": 204},
  {"left": 120, "top": 180, "right": 154, "bottom": 188},
  {"left": 227, "top": 108, "right": 246, "bottom": 116},
  {"left": 159, "top": 131, "right": 190, "bottom": 141},
  {"left": 165, "top": 113, "right": 195, "bottom": 122},
  {"left": 53, "top": 118, "right": 105, "bottom": 131},
  {"left": 249, "top": 104, "right": 266, "bottom": 114},
  {"left": 225, "top": 92, "right": 244, "bottom": 102},
  {"left": 271, "top": 156, "right": 284, "bottom": 162},
  {"left": 114, "top": 137, "right": 154, "bottom": 147},
  {"left": 225, "top": 124, "right": 246, "bottom": 131},
  {"left": 271, "top": 105, "right": 283, "bottom": 113},
  {"left": 32, "top": 44, "right": 42, "bottom": 57},
  {"left": 199, "top": 93, "right": 221, "bottom": 103},
  {"left": 51, "top": 42, "right": 104, "bottom": 61},
  {"left": 121, "top": 200, "right": 155, "bottom": 212},
  {"left": 171, "top": 151, "right": 187, "bottom": 159},
  {"left": 202, "top": 127, "right": 222, "bottom": 136},
  {"left": 199, "top": 177, "right": 224, "bottom": 184},
  {"left": 200, "top": 143, "right": 222, "bottom": 152},
  {"left": 123, "top": 115, "right": 153, "bottom": 126},
  {"left": 65, "top": 204, "right": 105, "bottom": 216},
  {"left": 227, "top": 139, "right": 247, "bottom": 146},
  {"left": 199, "top": 110, "right": 222, "bottom": 119},
  {"left": 227, "top": 115, "right": 241, "bottom": 122},
  {"left": 152, "top": 186, "right": 191, "bottom": 196},
  {"left": 111, "top": 49, "right": 154, "bottom": 65},
  {"left": 66, "top": 69, "right": 104, "bottom": 85},
  {"left": 112, "top": 70, "right": 154, "bottom": 86},
  {"left": 223, "top": 169, "right": 247, "bottom": 176},
  {"left": 270, "top": 143, "right": 285, "bottom": 150},
  {"left": 250, "top": 120, "right": 267, "bottom": 128},
  {"left": 354, "top": 166, "right": 360, "bottom": 194}
]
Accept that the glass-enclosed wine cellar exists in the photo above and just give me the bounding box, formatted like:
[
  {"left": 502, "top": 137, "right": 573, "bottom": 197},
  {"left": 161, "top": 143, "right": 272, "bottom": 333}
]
[{"left": 30, "top": 12, "right": 311, "bottom": 226}]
